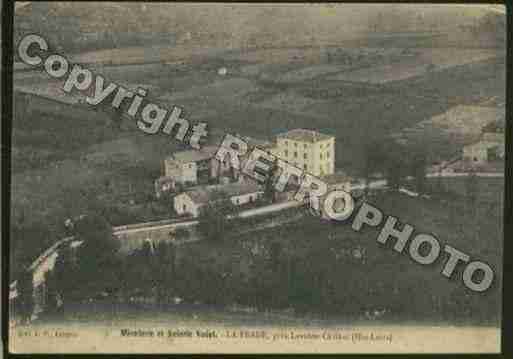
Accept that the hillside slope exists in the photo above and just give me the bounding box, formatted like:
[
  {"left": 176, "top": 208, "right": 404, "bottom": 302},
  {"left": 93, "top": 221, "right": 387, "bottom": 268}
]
[{"left": 14, "top": 3, "right": 505, "bottom": 54}]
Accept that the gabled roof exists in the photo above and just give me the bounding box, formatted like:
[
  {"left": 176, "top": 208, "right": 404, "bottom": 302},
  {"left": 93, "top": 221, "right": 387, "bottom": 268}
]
[
  {"left": 276, "top": 129, "right": 334, "bottom": 143},
  {"left": 171, "top": 146, "right": 219, "bottom": 164}
]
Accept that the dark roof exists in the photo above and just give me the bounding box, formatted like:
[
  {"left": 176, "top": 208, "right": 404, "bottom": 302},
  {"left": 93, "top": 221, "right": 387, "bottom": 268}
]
[
  {"left": 236, "top": 135, "right": 273, "bottom": 148},
  {"left": 171, "top": 146, "right": 218, "bottom": 164},
  {"left": 482, "top": 117, "right": 506, "bottom": 133},
  {"left": 276, "top": 129, "right": 334, "bottom": 143}
]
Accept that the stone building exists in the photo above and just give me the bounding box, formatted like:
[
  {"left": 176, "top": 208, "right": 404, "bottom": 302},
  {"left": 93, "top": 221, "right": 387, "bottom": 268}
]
[
  {"left": 173, "top": 182, "right": 263, "bottom": 218},
  {"left": 155, "top": 135, "right": 272, "bottom": 198},
  {"left": 155, "top": 146, "right": 233, "bottom": 198}
]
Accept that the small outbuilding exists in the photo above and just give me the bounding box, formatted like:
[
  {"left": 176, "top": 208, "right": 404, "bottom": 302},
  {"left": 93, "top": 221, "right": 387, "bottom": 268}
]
[{"left": 174, "top": 182, "right": 263, "bottom": 218}]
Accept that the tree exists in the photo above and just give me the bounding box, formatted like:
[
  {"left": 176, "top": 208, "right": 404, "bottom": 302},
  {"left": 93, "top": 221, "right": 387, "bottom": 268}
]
[
  {"left": 74, "top": 214, "right": 120, "bottom": 257},
  {"left": 264, "top": 158, "right": 280, "bottom": 203},
  {"left": 362, "top": 139, "right": 411, "bottom": 193},
  {"left": 53, "top": 244, "right": 76, "bottom": 311},
  {"left": 465, "top": 170, "right": 478, "bottom": 203},
  {"left": 11, "top": 219, "right": 53, "bottom": 279},
  {"left": 410, "top": 151, "right": 428, "bottom": 194},
  {"left": 426, "top": 63, "right": 436, "bottom": 72},
  {"left": 380, "top": 141, "right": 410, "bottom": 192},
  {"left": 17, "top": 270, "right": 34, "bottom": 324},
  {"left": 43, "top": 271, "right": 60, "bottom": 318},
  {"left": 269, "top": 242, "right": 283, "bottom": 273},
  {"left": 197, "top": 191, "right": 237, "bottom": 241},
  {"left": 465, "top": 170, "right": 479, "bottom": 223},
  {"left": 362, "top": 141, "right": 387, "bottom": 196},
  {"left": 111, "top": 100, "right": 125, "bottom": 129},
  {"left": 154, "top": 241, "right": 177, "bottom": 305},
  {"left": 64, "top": 215, "right": 121, "bottom": 302},
  {"left": 173, "top": 228, "right": 189, "bottom": 243},
  {"left": 384, "top": 158, "right": 402, "bottom": 191},
  {"left": 137, "top": 240, "right": 157, "bottom": 293}
]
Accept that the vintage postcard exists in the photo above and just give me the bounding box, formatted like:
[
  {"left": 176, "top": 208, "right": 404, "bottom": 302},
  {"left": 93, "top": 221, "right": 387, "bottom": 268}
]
[{"left": 6, "top": 2, "right": 505, "bottom": 354}]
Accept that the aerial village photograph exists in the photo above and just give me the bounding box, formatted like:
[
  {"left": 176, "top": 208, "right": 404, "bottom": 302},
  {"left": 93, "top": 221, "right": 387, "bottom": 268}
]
[{"left": 7, "top": 2, "right": 506, "bottom": 354}]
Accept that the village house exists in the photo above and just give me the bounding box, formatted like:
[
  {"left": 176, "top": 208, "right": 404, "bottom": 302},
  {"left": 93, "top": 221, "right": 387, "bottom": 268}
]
[
  {"left": 164, "top": 146, "right": 219, "bottom": 184},
  {"left": 155, "top": 136, "right": 273, "bottom": 198},
  {"left": 155, "top": 146, "right": 232, "bottom": 198},
  {"left": 272, "top": 129, "right": 335, "bottom": 178},
  {"left": 463, "top": 118, "right": 505, "bottom": 164},
  {"left": 174, "top": 182, "right": 264, "bottom": 218}
]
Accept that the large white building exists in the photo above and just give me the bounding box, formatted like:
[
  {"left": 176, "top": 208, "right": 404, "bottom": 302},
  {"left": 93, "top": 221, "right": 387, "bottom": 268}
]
[
  {"left": 174, "top": 182, "right": 264, "bottom": 218},
  {"left": 272, "top": 129, "right": 335, "bottom": 177}
]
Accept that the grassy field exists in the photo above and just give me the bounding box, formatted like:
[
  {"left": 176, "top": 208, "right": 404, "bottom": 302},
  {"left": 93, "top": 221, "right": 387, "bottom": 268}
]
[
  {"left": 329, "top": 48, "right": 499, "bottom": 84},
  {"left": 421, "top": 176, "right": 504, "bottom": 204},
  {"left": 173, "top": 187, "right": 502, "bottom": 325}
]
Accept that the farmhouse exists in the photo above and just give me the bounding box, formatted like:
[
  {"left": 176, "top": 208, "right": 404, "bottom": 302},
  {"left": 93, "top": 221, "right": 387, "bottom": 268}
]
[
  {"left": 463, "top": 118, "right": 505, "bottom": 164},
  {"left": 165, "top": 146, "right": 219, "bottom": 184},
  {"left": 155, "top": 146, "right": 233, "bottom": 197},
  {"left": 274, "top": 129, "right": 335, "bottom": 177},
  {"left": 156, "top": 135, "right": 273, "bottom": 197},
  {"left": 174, "top": 182, "right": 264, "bottom": 218}
]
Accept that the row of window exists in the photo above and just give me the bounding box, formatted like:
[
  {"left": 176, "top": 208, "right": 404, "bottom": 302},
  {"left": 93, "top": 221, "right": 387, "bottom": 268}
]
[
  {"left": 284, "top": 140, "right": 333, "bottom": 149},
  {"left": 234, "top": 195, "right": 256, "bottom": 205},
  {"left": 284, "top": 140, "right": 309, "bottom": 149},
  {"left": 283, "top": 150, "right": 331, "bottom": 160},
  {"left": 288, "top": 163, "right": 330, "bottom": 174}
]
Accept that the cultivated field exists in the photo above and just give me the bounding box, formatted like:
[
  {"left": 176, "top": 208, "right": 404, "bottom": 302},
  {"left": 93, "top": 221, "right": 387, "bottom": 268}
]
[{"left": 329, "top": 48, "right": 500, "bottom": 84}]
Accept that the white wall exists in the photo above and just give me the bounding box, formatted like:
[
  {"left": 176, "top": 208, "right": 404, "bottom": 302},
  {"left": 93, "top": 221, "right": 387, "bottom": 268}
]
[
  {"left": 230, "top": 191, "right": 263, "bottom": 206},
  {"left": 174, "top": 193, "right": 200, "bottom": 217},
  {"left": 463, "top": 144, "right": 487, "bottom": 162},
  {"left": 174, "top": 191, "right": 263, "bottom": 218},
  {"left": 165, "top": 160, "right": 198, "bottom": 184},
  {"left": 181, "top": 162, "right": 198, "bottom": 183}
]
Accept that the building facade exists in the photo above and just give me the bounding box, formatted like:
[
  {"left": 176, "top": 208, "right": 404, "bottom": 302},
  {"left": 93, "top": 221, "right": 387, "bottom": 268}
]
[
  {"left": 156, "top": 136, "right": 272, "bottom": 198},
  {"left": 163, "top": 146, "right": 220, "bottom": 185},
  {"left": 274, "top": 129, "right": 335, "bottom": 177},
  {"left": 463, "top": 120, "right": 505, "bottom": 164},
  {"left": 156, "top": 146, "right": 235, "bottom": 197},
  {"left": 174, "top": 183, "right": 263, "bottom": 218}
]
